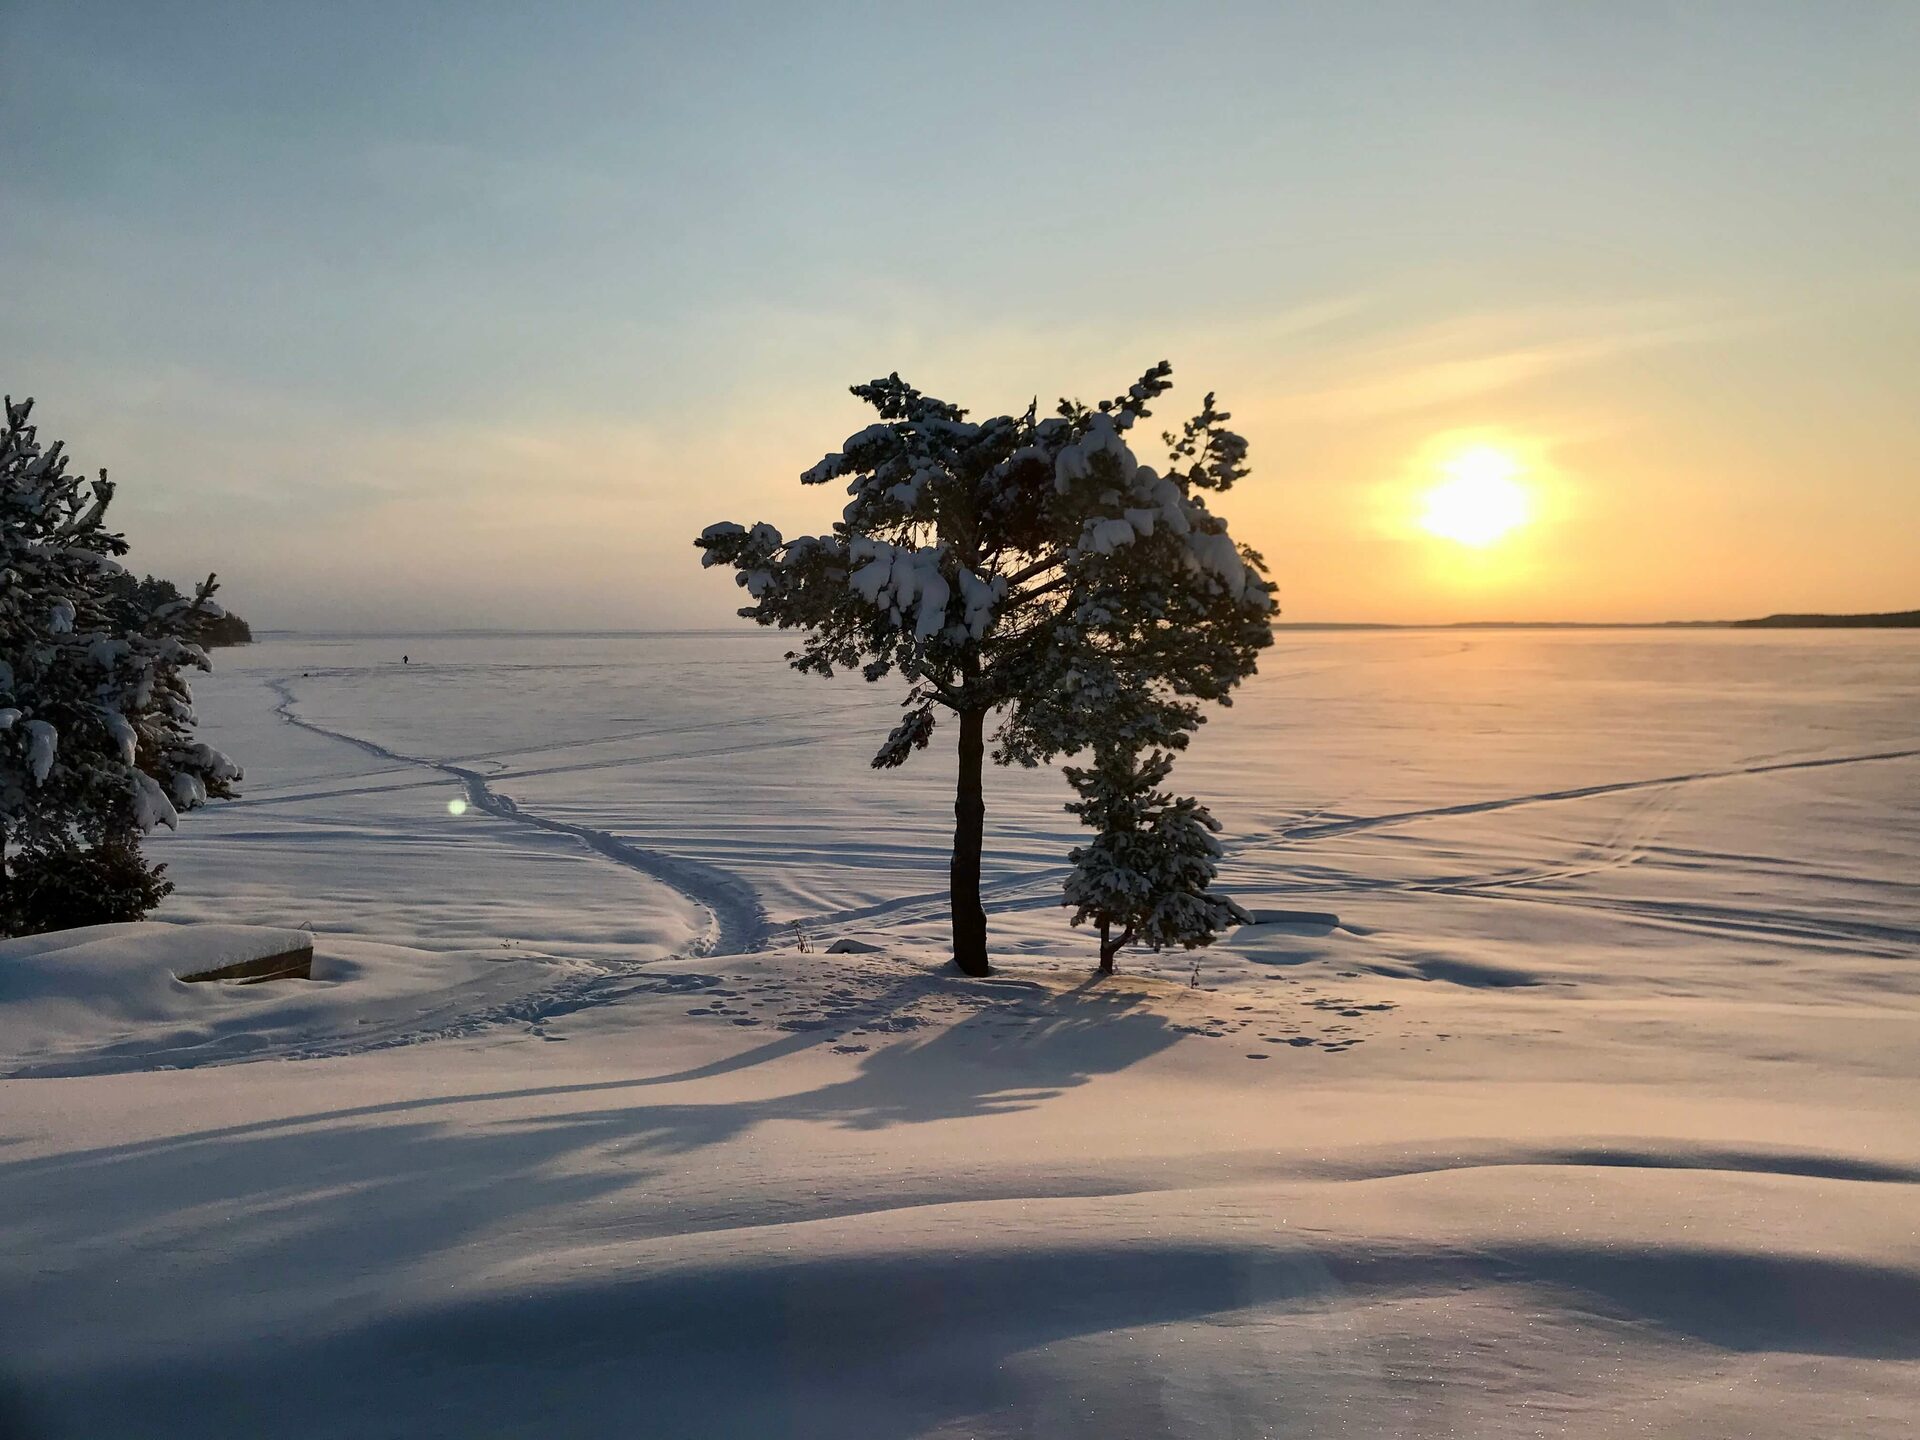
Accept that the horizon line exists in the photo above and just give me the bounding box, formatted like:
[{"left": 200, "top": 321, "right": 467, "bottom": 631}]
[{"left": 252, "top": 611, "right": 1919, "bottom": 640}]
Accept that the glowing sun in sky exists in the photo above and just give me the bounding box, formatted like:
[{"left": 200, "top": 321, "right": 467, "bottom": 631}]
[{"left": 1418, "top": 445, "right": 1533, "bottom": 548}]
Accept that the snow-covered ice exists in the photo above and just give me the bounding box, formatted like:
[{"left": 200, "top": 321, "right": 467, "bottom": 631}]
[{"left": 2, "top": 629, "right": 1917, "bottom": 1437}]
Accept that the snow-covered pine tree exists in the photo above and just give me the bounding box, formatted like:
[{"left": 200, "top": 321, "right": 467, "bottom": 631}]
[
  {"left": 1063, "top": 745, "right": 1249, "bottom": 974},
  {"left": 697, "top": 364, "right": 1274, "bottom": 975},
  {"left": 0, "top": 396, "right": 241, "bottom": 936}
]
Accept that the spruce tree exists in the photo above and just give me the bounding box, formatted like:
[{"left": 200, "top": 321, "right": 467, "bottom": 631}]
[
  {"left": 1063, "top": 746, "right": 1248, "bottom": 974},
  {"left": 1, "top": 396, "right": 241, "bottom": 935},
  {"left": 697, "top": 364, "right": 1273, "bottom": 974}
]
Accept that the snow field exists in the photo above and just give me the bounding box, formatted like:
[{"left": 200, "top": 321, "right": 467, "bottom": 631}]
[{"left": 2, "top": 629, "right": 1916, "bottom": 1436}]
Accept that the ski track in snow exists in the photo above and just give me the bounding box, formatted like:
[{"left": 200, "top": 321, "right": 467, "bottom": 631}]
[
  {"left": 219, "top": 732, "right": 831, "bottom": 811},
  {"left": 1244, "top": 744, "right": 1920, "bottom": 849},
  {"left": 265, "top": 677, "right": 770, "bottom": 960},
  {"left": 262, "top": 970, "right": 733, "bottom": 1067},
  {"left": 784, "top": 744, "right": 1920, "bottom": 945}
]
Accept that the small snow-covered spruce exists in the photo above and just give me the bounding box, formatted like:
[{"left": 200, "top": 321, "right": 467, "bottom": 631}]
[
  {"left": 0, "top": 396, "right": 241, "bottom": 936},
  {"left": 1063, "top": 746, "right": 1249, "bottom": 974},
  {"left": 697, "top": 364, "right": 1274, "bottom": 975}
]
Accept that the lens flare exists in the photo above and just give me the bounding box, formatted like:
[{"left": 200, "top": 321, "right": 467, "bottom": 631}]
[{"left": 447, "top": 797, "right": 469, "bottom": 816}]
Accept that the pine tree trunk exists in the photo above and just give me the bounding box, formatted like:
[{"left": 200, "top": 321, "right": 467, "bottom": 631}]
[
  {"left": 950, "top": 707, "right": 991, "bottom": 976},
  {"left": 1098, "top": 920, "right": 1117, "bottom": 976}
]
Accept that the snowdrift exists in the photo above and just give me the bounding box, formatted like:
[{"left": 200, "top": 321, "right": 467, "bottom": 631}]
[{"left": 0, "top": 922, "right": 646, "bottom": 1078}]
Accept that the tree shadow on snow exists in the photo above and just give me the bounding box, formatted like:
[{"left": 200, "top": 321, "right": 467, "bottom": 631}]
[
  {"left": 0, "top": 974, "right": 1188, "bottom": 1427},
  {"left": 23, "top": 1234, "right": 1920, "bottom": 1439}
]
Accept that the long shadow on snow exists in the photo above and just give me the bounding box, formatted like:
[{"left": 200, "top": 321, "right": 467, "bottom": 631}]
[
  {"left": 0, "top": 982, "right": 1184, "bottom": 1352},
  {"left": 1, "top": 971, "right": 1156, "bottom": 1158},
  {"left": 23, "top": 1236, "right": 1920, "bottom": 1439}
]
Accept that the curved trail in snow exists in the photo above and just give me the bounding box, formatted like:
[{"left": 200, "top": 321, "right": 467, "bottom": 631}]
[
  {"left": 266, "top": 677, "right": 768, "bottom": 958},
  {"left": 235, "top": 694, "right": 883, "bottom": 800}
]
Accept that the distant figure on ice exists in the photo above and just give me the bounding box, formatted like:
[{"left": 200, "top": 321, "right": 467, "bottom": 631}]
[{"left": 402, "top": 655, "right": 409, "bottom": 665}]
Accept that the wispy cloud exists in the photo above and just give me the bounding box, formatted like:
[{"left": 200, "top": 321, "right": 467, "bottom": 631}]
[{"left": 1262, "top": 297, "right": 1762, "bottom": 424}]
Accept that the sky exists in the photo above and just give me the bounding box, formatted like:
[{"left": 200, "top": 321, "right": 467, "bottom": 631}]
[{"left": 4, "top": 1, "right": 1916, "bottom": 629}]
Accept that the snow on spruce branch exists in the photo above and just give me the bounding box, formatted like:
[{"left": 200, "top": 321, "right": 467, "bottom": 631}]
[{"left": 1, "top": 395, "right": 242, "bottom": 891}]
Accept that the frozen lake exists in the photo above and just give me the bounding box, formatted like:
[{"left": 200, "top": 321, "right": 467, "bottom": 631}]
[
  {"left": 4, "top": 628, "right": 1917, "bottom": 1437},
  {"left": 160, "top": 626, "right": 1920, "bottom": 985}
]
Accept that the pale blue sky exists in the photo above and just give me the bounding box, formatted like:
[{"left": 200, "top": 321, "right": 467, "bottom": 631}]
[{"left": 5, "top": 2, "right": 1916, "bottom": 626}]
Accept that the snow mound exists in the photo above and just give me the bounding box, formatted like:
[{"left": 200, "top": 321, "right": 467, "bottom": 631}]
[
  {"left": 0, "top": 922, "right": 625, "bottom": 1078},
  {"left": 0, "top": 924, "right": 308, "bottom": 1067},
  {"left": 1386, "top": 954, "right": 1549, "bottom": 988},
  {"left": 1, "top": 922, "right": 306, "bottom": 1008},
  {"left": 1241, "top": 908, "right": 1341, "bottom": 929},
  {"left": 1, "top": 921, "right": 311, "bottom": 979}
]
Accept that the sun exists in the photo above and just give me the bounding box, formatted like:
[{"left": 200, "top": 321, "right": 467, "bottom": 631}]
[{"left": 1418, "top": 445, "right": 1533, "bottom": 548}]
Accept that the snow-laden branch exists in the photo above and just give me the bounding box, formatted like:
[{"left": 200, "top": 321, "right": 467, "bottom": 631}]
[{"left": 2, "top": 396, "right": 243, "bottom": 908}]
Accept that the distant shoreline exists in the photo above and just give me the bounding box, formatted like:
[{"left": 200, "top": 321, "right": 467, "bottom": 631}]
[
  {"left": 254, "top": 610, "right": 1920, "bottom": 639},
  {"left": 1275, "top": 610, "right": 1920, "bottom": 631}
]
